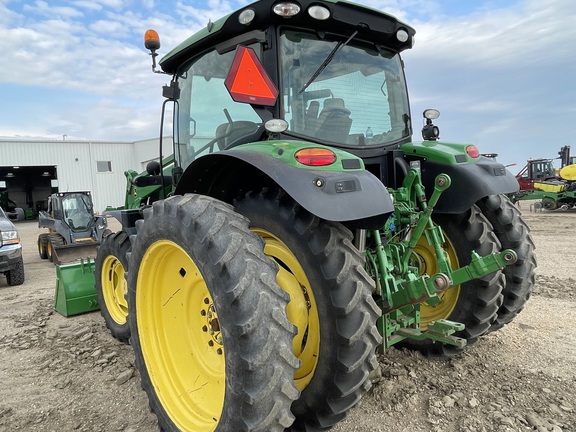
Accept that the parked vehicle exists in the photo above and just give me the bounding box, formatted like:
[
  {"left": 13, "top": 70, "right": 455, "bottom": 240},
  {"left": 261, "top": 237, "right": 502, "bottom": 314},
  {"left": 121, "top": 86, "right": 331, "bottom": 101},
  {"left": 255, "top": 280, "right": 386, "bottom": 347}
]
[
  {"left": 37, "top": 191, "right": 107, "bottom": 263},
  {"left": 0, "top": 206, "right": 24, "bottom": 286},
  {"left": 511, "top": 145, "right": 576, "bottom": 210}
]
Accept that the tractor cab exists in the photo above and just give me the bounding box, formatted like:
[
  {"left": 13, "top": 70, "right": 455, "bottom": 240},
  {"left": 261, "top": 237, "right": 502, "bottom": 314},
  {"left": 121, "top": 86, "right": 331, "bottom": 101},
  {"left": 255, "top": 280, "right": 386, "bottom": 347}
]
[
  {"left": 146, "top": 0, "right": 415, "bottom": 180},
  {"left": 60, "top": 193, "right": 95, "bottom": 230},
  {"left": 516, "top": 158, "right": 556, "bottom": 190},
  {"left": 47, "top": 192, "right": 96, "bottom": 231}
]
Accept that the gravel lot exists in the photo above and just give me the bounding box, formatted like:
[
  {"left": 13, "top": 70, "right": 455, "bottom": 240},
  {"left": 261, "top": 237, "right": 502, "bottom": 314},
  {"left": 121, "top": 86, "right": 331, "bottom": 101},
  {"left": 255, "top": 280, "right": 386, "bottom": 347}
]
[{"left": 1, "top": 203, "right": 575, "bottom": 432}]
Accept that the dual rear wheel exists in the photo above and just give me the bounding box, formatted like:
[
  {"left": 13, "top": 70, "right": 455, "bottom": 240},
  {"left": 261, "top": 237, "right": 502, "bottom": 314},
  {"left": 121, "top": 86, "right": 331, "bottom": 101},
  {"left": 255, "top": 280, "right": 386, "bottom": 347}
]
[
  {"left": 235, "top": 189, "right": 380, "bottom": 431},
  {"left": 126, "top": 192, "right": 380, "bottom": 431},
  {"left": 400, "top": 204, "right": 505, "bottom": 356},
  {"left": 94, "top": 231, "right": 131, "bottom": 343},
  {"left": 127, "top": 194, "right": 299, "bottom": 431},
  {"left": 400, "top": 194, "right": 535, "bottom": 356},
  {"left": 123, "top": 192, "right": 535, "bottom": 430}
]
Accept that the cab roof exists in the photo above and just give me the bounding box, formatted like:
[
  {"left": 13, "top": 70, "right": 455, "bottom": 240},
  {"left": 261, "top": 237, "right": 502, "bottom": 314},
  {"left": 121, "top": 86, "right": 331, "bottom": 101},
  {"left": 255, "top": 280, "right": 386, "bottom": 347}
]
[{"left": 159, "top": 0, "right": 415, "bottom": 74}]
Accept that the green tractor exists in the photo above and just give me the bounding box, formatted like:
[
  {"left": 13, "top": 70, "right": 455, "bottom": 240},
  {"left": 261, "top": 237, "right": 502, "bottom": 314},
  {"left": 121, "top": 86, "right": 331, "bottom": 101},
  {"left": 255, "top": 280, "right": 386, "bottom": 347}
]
[
  {"left": 95, "top": 157, "right": 173, "bottom": 340},
  {"left": 96, "top": 0, "right": 536, "bottom": 430}
]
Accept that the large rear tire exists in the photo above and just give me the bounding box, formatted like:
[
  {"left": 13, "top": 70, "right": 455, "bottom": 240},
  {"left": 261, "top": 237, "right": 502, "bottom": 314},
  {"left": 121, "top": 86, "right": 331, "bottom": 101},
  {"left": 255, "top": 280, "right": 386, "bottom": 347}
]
[
  {"left": 94, "top": 231, "right": 131, "bottom": 343},
  {"left": 398, "top": 205, "right": 504, "bottom": 356},
  {"left": 234, "top": 188, "right": 380, "bottom": 431},
  {"left": 127, "top": 194, "right": 299, "bottom": 432},
  {"left": 477, "top": 194, "right": 536, "bottom": 331}
]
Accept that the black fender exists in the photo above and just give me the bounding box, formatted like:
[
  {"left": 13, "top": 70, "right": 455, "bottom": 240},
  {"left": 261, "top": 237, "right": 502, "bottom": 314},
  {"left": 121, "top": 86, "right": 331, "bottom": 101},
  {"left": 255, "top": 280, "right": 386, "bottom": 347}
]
[
  {"left": 420, "top": 159, "right": 519, "bottom": 213},
  {"left": 174, "top": 149, "right": 394, "bottom": 228}
]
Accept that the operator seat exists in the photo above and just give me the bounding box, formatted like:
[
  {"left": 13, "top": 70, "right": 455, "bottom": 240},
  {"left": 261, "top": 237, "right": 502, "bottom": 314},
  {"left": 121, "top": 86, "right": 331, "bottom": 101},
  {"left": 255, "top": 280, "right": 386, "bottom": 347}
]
[
  {"left": 304, "top": 100, "right": 320, "bottom": 134},
  {"left": 215, "top": 121, "right": 260, "bottom": 150},
  {"left": 315, "top": 98, "right": 352, "bottom": 142}
]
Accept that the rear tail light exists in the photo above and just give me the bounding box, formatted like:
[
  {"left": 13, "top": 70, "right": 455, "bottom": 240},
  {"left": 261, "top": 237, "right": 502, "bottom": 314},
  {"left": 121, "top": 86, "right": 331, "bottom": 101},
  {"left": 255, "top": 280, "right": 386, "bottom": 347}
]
[
  {"left": 294, "top": 148, "right": 337, "bottom": 166},
  {"left": 466, "top": 145, "right": 480, "bottom": 158}
]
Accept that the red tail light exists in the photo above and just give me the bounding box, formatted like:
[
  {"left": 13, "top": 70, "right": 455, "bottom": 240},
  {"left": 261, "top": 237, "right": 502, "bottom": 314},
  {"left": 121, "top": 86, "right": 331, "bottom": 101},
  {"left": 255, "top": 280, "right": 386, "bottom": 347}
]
[
  {"left": 466, "top": 145, "right": 480, "bottom": 158},
  {"left": 294, "top": 148, "right": 337, "bottom": 166}
]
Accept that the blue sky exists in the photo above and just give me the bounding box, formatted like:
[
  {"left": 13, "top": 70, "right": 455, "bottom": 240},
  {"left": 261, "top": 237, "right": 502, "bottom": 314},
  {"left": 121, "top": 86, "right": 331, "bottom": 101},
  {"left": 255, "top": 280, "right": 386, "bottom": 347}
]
[{"left": 1, "top": 0, "right": 574, "bottom": 169}]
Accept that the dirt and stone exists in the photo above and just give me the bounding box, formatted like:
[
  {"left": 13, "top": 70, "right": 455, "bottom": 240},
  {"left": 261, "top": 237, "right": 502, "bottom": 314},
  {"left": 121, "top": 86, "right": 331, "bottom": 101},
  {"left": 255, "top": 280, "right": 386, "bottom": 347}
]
[{"left": 1, "top": 202, "right": 575, "bottom": 432}]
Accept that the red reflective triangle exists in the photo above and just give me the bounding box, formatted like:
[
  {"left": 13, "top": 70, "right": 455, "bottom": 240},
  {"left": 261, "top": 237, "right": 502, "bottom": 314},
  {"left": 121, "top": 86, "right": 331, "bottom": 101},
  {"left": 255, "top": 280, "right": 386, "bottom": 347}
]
[{"left": 225, "top": 46, "right": 278, "bottom": 106}]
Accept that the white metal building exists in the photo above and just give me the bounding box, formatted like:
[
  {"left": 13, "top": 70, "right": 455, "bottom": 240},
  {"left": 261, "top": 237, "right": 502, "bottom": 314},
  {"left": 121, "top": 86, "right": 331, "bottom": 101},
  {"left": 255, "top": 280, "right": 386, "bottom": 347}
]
[{"left": 1, "top": 137, "right": 172, "bottom": 214}]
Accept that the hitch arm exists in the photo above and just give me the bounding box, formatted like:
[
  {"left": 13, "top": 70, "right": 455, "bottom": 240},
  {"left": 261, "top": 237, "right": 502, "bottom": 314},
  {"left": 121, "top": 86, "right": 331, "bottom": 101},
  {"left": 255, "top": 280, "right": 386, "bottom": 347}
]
[{"left": 451, "top": 249, "right": 517, "bottom": 286}]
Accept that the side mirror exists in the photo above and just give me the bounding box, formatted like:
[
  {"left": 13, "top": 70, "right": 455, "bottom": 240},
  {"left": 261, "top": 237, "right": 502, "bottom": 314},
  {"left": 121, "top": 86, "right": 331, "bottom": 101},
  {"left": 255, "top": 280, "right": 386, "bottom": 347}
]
[{"left": 146, "top": 160, "right": 161, "bottom": 176}]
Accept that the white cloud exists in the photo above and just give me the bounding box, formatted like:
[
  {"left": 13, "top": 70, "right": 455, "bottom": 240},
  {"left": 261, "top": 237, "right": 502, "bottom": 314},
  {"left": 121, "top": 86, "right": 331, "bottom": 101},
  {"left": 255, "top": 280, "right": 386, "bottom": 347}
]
[
  {"left": 408, "top": 0, "right": 574, "bottom": 68},
  {"left": 400, "top": 0, "right": 576, "bottom": 165},
  {"left": 71, "top": 1, "right": 104, "bottom": 12},
  {"left": 72, "top": 0, "right": 123, "bottom": 11},
  {"left": 23, "top": 0, "right": 84, "bottom": 19},
  {"left": 89, "top": 19, "right": 128, "bottom": 36},
  {"left": 174, "top": 1, "right": 235, "bottom": 28}
]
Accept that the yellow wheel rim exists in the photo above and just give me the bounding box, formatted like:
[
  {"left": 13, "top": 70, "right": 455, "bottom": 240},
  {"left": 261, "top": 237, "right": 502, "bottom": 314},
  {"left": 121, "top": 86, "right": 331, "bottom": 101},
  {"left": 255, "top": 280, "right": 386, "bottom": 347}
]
[
  {"left": 101, "top": 255, "right": 128, "bottom": 324},
  {"left": 252, "top": 228, "right": 320, "bottom": 391},
  {"left": 413, "top": 231, "right": 460, "bottom": 331},
  {"left": 137, "top": 240, "right": 225, "bottom": 431}
]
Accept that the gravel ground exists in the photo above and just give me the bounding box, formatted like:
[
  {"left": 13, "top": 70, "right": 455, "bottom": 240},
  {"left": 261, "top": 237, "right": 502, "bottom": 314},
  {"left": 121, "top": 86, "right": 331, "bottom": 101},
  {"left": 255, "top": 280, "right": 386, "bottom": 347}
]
[{"left": 1, "top": 202, "right": 575, "bottom": 432}]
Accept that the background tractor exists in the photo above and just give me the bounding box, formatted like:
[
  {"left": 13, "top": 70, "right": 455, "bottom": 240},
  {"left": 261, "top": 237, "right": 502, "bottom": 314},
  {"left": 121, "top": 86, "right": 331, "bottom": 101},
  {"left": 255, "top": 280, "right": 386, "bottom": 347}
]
[
  {"left": 94, "top": 158, "right": 173, "bottom": 341},
  {"left": 511, "top": 145, "right": 576, "bottom": 210},
  {"left": 92, "top": 1, "right": 536, "bottom": 430}
]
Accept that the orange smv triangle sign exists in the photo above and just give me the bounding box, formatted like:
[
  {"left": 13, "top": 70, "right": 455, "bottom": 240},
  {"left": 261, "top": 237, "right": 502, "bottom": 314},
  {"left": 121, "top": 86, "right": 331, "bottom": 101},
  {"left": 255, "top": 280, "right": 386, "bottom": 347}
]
[{"left": 225, "top": 46, "right": 278, "bottom": 106}]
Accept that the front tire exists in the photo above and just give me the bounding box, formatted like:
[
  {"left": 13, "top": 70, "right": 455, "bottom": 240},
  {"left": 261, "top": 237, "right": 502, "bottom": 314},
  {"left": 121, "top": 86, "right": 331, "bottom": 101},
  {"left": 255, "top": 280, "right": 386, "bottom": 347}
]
[
  {"left": 477, "top": 194, "right": 536, "bottom": 331},
  {"left": 94, "top": 231, "right": 131, "bottom": 342},
  {"left": 127, "top": 194, "right": 299, "bottom": 432},
  {"left": 7, "top": 259, "right": 25, "bottom": 286},
  {"left": 399, "top": 205, "right": 505, "bottom": 356},
  {"left": 541, "top": 197, "right": 559, "bottom": 210},
  {"left": 38, "top": 234, "right": 49, "bottom": 259},
  {"left": 47, "top": 233, "right": 65, "bottom": 262},
  {"left": 234, "top": 189, "right": 380, "bottom": 431}
]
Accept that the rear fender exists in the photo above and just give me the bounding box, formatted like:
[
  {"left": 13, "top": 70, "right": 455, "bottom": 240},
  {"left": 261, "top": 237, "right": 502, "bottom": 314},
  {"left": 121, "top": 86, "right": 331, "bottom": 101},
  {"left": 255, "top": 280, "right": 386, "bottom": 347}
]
[
  {"left": 402, "top": 141, "right": 519, "bottom": 213},
  {"left": 175, "top": 141, "right": 394, "bottom": 227}
]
